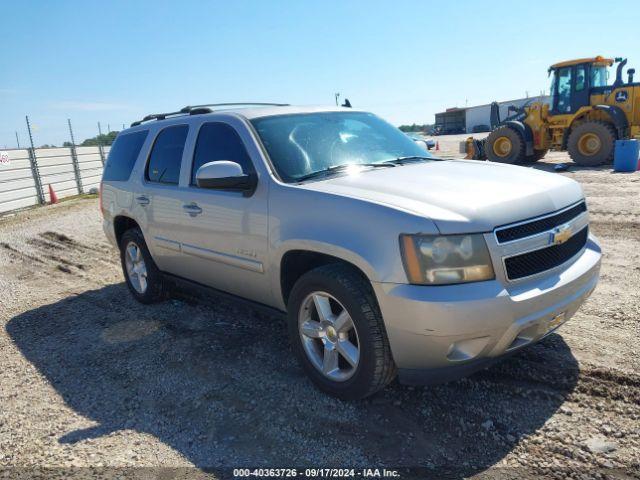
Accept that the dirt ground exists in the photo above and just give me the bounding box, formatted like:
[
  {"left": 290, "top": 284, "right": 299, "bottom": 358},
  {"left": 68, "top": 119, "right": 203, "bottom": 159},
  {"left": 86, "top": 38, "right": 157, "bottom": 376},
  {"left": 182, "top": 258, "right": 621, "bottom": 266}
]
[{"left": 0, "top": 143, "right": 639, "bottom": 479}]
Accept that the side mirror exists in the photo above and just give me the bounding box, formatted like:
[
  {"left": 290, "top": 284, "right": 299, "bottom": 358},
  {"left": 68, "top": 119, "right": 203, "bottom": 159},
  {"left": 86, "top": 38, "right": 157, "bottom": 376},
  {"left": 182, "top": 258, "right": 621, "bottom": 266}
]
[{"left": 195, "top": 161, "right": 257, "bottom": 194}]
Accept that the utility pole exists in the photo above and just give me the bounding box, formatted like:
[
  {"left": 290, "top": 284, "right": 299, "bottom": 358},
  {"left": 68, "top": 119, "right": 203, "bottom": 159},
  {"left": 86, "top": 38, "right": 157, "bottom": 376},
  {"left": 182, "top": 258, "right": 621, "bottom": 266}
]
[{"left": 15, "top": 131, "right": 20, "bottom": 149}]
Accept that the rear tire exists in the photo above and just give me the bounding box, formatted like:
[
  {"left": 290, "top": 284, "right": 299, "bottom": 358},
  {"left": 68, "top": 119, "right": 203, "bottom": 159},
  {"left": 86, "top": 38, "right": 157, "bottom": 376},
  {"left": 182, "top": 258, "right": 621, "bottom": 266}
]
[
  {"left": 525, "top": 149, "right": 548, "bottom": 163},
  {"left": 287, "top": 264, "right": 397, "bottom": 399},
  {"left": 485, "top": 126, "right": 526, "bottom": 164},
  {"left": 119, "top": 227, "right": 165, "bottom": 304},
  {"left": 567, "top": 121, "right": 616, "bottom": 166}
]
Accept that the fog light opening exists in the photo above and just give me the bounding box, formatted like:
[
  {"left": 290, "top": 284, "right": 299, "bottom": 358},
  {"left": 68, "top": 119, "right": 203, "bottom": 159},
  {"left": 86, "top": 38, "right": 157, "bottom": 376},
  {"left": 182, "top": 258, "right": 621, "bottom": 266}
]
[{"left": 446, "top": 336, "right": 490, "bottom": 362}]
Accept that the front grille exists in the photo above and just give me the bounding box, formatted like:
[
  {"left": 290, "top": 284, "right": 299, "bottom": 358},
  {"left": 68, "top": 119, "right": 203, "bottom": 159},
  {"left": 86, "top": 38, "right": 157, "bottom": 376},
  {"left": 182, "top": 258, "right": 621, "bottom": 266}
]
[
  {"left": 504, "top": 227, "right": 588, "bottom": 280},
  {"left": 496, "top": 202, "right": 587, "bottom": 243}
]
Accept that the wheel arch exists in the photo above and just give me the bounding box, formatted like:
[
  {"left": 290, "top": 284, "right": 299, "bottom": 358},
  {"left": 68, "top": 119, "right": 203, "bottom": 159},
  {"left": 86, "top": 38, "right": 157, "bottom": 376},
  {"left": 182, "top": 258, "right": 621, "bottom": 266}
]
[
  {"left": 503, "top": 120, "right": 534, "bottom": 156},
  {"left": 570, "top": 105, "right": 627, "bottom": 139},
  {"left": 278, "top": 247, "right": 375, "bottom": 308},
  {"left": 590, "top": 105, "right": 628, "bottom": 138},
  {"left": 113, "top": 215, "right": 141, "bottom": 246}
]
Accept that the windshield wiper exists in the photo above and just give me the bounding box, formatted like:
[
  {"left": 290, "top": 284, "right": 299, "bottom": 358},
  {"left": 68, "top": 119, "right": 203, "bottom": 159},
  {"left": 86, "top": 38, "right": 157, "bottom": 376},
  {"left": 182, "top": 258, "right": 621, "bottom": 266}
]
[
  {"left": 296, "top": 163, "right": 395, "bottom": 182},
  {"left": 382, "top": 155, "right": 435, "bottom": 165}
]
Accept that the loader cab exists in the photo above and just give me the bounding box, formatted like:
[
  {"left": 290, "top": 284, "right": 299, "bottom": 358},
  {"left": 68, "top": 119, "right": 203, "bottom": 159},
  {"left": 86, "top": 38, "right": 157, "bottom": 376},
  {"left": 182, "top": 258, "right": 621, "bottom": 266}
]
[{"left": 548, "top": 57, "right": 614, "bottom": 115}]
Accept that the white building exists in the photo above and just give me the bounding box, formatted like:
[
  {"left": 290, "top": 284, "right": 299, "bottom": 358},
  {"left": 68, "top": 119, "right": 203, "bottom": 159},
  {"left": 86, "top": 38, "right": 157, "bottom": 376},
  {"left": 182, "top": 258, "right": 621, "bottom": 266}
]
[
  {"left": 435, "top": 95, "right": 551, "bottom": 134},
  {"left": 464, "top": 95, "right": 551, "bottom": 133}
]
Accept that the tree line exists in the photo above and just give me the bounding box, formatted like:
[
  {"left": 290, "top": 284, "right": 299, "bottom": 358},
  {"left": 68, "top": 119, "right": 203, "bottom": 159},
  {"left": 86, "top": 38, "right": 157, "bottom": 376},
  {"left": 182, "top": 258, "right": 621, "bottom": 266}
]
[
  {"left": 398, "top": 123, "right": 434, "bottom": 133},
  {"left": 63, "top": 131, "right": 119, "bottom": 147},
  {"left": 39, "top": 131, "right": 120, "bottom": 149}
]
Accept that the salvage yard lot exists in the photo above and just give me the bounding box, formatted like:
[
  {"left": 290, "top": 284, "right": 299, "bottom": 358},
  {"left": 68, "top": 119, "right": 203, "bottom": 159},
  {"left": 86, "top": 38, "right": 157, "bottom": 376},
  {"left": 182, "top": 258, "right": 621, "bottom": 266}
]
[{"left": 0, "top": 142, "right": 638, "bottom": 478}]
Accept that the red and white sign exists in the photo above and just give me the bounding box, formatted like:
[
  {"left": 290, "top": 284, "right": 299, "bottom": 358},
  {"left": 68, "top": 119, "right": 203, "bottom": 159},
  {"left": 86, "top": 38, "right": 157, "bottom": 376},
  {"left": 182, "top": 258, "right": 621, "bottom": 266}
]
[{"left": 0, "top": 152, "right": 10, "bottom": 165}]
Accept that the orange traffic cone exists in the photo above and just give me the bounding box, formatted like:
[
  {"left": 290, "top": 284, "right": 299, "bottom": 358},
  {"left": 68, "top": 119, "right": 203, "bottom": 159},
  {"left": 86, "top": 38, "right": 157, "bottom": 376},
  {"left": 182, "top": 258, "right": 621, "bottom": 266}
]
[
  {"left": 48, "top": 184, "right": 58, "bottom": 204},
  {"left": 436, "top": 141, "right": 440, "bottom": 151}
]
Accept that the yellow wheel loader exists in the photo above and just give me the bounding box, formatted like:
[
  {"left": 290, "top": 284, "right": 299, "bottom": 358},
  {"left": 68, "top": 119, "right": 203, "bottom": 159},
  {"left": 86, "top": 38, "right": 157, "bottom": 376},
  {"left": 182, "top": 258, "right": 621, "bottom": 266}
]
[{"left": 465, "top": 57, "right": 639, "bottom": 166}]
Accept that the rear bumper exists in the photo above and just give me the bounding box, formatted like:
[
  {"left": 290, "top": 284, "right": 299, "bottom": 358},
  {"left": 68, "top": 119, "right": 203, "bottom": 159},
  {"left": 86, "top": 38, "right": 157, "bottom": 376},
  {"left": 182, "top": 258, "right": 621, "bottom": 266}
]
[
  {"left": 372, "top": 234, "right": 601, "bottom": 384},
  {"left": 102, "top": 219, "right": 118, "bottom": 248}
]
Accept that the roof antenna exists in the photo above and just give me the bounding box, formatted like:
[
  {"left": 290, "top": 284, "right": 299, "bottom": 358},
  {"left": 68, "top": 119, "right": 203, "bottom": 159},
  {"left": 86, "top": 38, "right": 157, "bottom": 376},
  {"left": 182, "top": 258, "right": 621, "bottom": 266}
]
[{"left": 342, "top": 98, "right": 352, "bottom": 108}]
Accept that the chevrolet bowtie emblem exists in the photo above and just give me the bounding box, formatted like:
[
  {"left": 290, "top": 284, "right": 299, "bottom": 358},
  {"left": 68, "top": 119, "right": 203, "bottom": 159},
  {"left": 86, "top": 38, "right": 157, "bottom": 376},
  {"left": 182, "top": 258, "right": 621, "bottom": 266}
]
[{"left": 550, "top": 224, "right": 572, "bottom": 245}]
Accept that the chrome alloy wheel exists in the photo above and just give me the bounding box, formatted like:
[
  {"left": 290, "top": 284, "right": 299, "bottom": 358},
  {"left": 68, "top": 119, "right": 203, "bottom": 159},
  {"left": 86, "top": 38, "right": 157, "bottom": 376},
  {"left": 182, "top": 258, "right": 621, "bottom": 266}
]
[
  {"left": 124, "top": 241, "right": 148, "bottom": 294},
  {"left": 298, "top": 292, "right": 360, "bottom": 382}
]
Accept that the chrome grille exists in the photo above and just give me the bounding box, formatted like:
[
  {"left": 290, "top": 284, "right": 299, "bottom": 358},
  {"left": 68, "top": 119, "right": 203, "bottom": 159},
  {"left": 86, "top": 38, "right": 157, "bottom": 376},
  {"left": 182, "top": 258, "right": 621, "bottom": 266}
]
[
  {"left": 504, "top": 227, "right": 589, "bottom": 280},
  {"left": 495, "top": 202, "right": 587, "bottom": 243},
  {"left": 490, "top": 201, "right": 590, "bottom": 282}
]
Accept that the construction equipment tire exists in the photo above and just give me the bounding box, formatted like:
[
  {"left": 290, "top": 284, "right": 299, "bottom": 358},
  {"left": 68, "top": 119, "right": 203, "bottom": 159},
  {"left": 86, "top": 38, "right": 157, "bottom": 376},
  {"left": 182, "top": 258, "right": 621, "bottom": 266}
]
[
  {"left": 485, "top": 126, "right": 526, "bottom": 164},
  {"left": 525, "top": 149, "right": 549, "bottom": 163},
  {"left": 567, "top": 121, "right": 616, "bottom": 166}
]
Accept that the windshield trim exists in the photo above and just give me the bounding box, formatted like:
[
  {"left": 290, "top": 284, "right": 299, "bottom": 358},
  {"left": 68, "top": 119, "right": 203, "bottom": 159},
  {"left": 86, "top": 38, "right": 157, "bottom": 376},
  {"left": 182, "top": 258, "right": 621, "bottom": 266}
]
[
  {"left": 248, "top": 109, "right": 368, "bottom": 123},
  {"left": 294, "top": 162, "right": 398, "bottom": 183},
  {"left": 244, "top": 116, "right": 286, "bottom": 183}
]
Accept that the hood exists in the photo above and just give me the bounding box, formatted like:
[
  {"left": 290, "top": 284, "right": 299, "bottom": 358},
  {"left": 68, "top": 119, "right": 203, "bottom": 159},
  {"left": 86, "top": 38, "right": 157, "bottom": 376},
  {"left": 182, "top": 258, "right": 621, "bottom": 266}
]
[{"left": 298, "top": 160, "right": 584, "bottom": 234}]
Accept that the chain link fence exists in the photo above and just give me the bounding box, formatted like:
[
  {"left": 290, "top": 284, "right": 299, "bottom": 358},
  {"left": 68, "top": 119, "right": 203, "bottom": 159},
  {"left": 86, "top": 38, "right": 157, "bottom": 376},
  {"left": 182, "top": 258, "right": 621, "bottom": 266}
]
[{"left": 0, "top": 118, "right": 116, "bottom": 214}]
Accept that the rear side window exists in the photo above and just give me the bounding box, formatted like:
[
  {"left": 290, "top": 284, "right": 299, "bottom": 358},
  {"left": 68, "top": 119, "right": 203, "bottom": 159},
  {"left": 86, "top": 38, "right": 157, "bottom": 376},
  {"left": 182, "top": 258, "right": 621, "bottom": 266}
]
[
  {"left": 146, "top": 125, "right": 189, "bottom": 184},
  {"left": 191, "top": 122, "right": 254, "bottom": 185},
  {"left": 102, "top": 130, "right": 148, "bottom": 181}
]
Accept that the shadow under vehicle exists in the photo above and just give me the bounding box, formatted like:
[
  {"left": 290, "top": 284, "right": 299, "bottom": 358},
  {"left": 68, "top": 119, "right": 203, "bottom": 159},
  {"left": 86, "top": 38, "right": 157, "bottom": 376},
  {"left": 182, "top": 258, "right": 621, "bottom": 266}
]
[{"left": 7, "top": 283, "right": 580, "bottom": 475}]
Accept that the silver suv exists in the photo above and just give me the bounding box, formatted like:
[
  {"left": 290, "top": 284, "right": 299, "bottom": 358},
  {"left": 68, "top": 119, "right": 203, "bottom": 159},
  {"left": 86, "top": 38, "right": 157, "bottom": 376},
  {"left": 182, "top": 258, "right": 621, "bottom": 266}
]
[{"left": 101, "top": 104, "right": 601, "bottom": 399}]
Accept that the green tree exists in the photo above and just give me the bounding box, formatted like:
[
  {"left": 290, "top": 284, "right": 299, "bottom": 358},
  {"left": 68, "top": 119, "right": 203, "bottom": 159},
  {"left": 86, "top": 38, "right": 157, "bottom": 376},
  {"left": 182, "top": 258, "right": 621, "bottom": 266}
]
[{"left": 79, "top": 131, "right": 119, "bottom": 146}]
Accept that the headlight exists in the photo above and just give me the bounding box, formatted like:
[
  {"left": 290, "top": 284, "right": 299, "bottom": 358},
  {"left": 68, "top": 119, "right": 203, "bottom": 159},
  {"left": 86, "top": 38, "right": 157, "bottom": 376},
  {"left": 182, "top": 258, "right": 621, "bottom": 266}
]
[{"left": 400, "top": 234, "right": 495, "bottom": 285}]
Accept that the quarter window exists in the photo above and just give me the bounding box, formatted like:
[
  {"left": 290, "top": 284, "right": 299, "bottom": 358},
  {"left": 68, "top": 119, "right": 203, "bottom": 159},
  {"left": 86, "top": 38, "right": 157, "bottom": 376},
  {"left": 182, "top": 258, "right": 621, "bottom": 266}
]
[
  {"left": 191, "top": 123, "right": 254, "bottom": 185},
  {"left": 146, "top": 125, "right": 189, "bottom": 184},
  {"left": 102, "top": 130, "right": 148, "bottom": 181}
]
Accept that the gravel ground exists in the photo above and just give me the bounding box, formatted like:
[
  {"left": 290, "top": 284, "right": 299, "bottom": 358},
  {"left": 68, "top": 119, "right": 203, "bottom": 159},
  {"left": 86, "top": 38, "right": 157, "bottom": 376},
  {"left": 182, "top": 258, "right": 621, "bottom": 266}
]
[{"left": 0, "top": 146, "right": 639, "bottom": 479}]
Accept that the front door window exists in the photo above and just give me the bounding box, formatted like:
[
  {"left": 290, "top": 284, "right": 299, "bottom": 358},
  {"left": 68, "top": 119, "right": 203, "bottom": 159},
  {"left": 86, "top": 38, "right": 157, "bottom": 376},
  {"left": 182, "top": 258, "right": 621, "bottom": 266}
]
[
  {"left": 575, "top": 65, "right": 586, "bottom": 92},
  {"left": 555, "top": 67, "right": 572, "bottom": 113}
]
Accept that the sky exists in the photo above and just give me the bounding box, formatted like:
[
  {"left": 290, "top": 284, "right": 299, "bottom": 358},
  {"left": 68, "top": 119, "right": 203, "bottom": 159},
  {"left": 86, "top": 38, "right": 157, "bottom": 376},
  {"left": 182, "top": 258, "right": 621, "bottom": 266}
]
[{"left": 1, "top": 0, "right": 638, "bottom": 147}]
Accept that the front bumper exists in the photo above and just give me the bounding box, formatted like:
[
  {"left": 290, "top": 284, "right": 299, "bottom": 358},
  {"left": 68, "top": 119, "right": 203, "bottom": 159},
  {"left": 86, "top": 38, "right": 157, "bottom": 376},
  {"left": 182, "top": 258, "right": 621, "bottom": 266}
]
[{"left": 372, "top": 234, "right": 601, "bottom": 385}]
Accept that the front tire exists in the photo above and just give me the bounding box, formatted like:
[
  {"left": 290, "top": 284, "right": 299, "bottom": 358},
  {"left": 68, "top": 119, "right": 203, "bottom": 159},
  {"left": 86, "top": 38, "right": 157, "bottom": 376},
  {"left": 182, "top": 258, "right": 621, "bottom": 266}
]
[
  {"left": 287, "top": 264, "right": 397, "bottom": 399},
  {"left": 119, "top": 227, "right": 165, "bottom": 304},
  {"left": 567, "top": 121, "right": 616, "bottom": 166},
  {"left": 485, "top": 126, "right": 526, "bottom": 164}
]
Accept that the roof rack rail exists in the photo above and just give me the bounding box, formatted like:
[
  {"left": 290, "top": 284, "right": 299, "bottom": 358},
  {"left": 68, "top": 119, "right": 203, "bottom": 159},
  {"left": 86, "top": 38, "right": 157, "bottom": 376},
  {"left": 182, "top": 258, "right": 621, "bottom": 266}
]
[
  {"left": 179, "top": 102, "right": 290, "bottom": 113},
  {"left": 130, "top": 110, "right": 186, "bottom": 127},
  {"left": 131, "top": 103, "right": 289, "bottom": 127},
  {"left": 188, "top": 107, "right": 213, "bottom": 115}
]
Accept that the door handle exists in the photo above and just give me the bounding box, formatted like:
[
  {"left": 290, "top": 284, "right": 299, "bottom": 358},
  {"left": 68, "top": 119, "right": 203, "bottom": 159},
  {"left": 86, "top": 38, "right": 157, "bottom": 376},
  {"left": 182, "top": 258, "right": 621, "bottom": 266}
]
[
  {"left": 182, "top": 203, "right": 202, "bottom": 216},
  {"left": 136, "top": 195, "right": 150, "bottom": 206}
]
